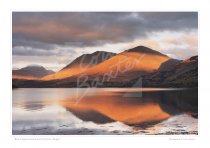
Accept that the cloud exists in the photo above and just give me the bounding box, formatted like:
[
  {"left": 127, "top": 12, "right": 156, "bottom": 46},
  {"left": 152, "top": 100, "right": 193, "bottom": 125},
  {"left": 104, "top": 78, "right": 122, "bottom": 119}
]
[
  {"left": 130, "top": 31, "right": 198, "bottom": 59},
  {"left": 13, "top": 12, "right": 198, "bottom": 49},
  {"left": 12, "top": 46, "right": 57, "bottom": 56},
  {"left": 12, "top": 34, "right": 57, "bottom": 49}
]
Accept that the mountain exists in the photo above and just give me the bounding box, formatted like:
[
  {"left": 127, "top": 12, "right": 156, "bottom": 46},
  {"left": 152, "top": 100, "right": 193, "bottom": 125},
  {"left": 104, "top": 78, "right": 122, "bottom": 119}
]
[
  {"left": 42, "top": 51, "right": 116, "bottom": 80},
  {"left": 12, "top": 65, "right": 54, "bottom": 80},
  {"left": 129, "top": 55, "right": 198, "bottom": 87},
  {"left": 12, "top": 46, "right": 198, "bottom": 88},
  {"left": 54, "top": 46, "right": 170, "bottom": 87}
]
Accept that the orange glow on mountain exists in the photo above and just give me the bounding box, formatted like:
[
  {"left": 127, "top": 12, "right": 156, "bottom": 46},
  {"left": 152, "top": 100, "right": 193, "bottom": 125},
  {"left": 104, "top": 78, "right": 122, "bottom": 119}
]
[
  {"left": 41, "top": 65, "right": 89, "bottom": 81},
  {"left": 83, "top": 52, "right": 170, "bottom": 75},
  {"left": 42, "top": 52, "right": 170, "bottom": 82}
]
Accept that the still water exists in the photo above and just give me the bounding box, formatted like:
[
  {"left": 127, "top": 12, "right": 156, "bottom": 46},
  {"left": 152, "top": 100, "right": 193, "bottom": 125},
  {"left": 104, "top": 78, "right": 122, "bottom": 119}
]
[{"left": 12, "top": 88, "right": 198, "bottom": 135}]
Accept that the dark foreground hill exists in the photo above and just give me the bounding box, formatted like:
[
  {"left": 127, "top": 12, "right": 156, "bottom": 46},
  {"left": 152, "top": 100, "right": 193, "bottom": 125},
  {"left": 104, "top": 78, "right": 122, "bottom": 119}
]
[{"left": 127, "top": 56, "right": 198, "bottom": 88}]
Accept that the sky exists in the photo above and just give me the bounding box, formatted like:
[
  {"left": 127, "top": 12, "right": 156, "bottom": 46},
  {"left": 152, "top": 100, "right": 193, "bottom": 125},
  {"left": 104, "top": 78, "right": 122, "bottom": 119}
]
[{"left": 12, "top": 12, "right": 198, "bottom": 71}]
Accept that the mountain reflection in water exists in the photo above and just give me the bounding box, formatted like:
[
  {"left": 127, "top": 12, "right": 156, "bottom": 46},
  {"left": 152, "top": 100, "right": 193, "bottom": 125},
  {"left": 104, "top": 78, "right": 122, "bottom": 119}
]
[
  {"left": 60, "top": 88, "right": 197, "bottom": 127},
  {"left": 12, "top": 88, "right": 198, "bottom": 135}
]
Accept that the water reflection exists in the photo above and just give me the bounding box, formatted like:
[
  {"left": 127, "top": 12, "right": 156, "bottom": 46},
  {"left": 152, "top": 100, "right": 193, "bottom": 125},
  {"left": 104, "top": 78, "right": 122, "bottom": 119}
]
[
  {"left": 60, "top": 88, "right": 197, "bottom": 126},
  {"left": 12, "top": 88, "right": 198, "bottom": 135},
  {"left": 23, "top": 103, "right": 45, "bottom": 111}
]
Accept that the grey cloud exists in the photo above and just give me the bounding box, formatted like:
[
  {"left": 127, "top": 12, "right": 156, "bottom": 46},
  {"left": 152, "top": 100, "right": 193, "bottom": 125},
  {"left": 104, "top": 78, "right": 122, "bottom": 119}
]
[
  {"left": 13, "top": 34, "right": 57, "bottom": 49},
  {"left": 12, "top": 12, "right": 198, "bottom": 49},
  {"left": 12, "top": 46, "right": 57, "bottom": 56},
  {"left": 140, "top": 12, "right": 198, "bottom": 31},
  {"left": 12, "top": 44, "right": 77, "bottom": 63}
]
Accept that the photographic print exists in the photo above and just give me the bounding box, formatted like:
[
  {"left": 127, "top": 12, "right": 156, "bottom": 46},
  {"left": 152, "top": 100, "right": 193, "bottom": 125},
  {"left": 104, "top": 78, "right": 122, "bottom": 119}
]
[{"left": 12, "top": 12, "right": 198, "bottom": 135}]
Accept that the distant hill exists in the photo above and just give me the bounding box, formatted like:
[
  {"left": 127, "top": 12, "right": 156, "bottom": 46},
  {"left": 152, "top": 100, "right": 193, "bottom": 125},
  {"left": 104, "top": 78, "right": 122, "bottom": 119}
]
[{"left": 13, "top": 65, "right": 54, "bottom": 80}]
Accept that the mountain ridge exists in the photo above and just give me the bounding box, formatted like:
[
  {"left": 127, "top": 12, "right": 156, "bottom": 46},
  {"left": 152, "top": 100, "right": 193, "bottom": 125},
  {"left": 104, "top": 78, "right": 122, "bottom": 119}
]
[{"left": 12, "top": 46, "right": 198, "bottom": 88}]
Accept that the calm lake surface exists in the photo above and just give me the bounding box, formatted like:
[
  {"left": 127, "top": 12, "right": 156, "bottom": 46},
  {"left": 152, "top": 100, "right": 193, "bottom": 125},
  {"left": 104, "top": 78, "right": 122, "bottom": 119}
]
[{"left": 12, "top": 88, "right": 198, "bottom": 135}]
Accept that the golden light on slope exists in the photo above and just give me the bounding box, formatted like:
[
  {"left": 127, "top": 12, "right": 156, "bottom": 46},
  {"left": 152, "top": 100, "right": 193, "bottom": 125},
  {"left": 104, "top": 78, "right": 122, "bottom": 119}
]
[
  {"left": 71, "top": 52, "right": 170, "bottom": 80},
  {"left": 41, "top": 65, "right": 90, "bottom": 81},
  {"left": 41, "top": 52, "right": 170, "bottom": 82}
]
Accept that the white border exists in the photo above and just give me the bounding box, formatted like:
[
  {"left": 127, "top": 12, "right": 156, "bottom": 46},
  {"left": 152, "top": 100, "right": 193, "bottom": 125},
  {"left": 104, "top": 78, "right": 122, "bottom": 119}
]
[{"left": 0, "top": 0, "right": 209, "bottom": 147}]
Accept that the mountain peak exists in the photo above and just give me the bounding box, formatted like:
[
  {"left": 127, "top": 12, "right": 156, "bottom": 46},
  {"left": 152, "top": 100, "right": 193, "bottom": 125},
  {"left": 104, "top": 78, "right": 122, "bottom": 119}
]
[
  {"left": 124, "top": 45, "right": 167, "bottom": 57},
  {"left": 92, "top": 51, "right": 114, "bottom": 55},
  {"left": 63, "top": 51, "right": 116, "bottom": 70}
]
